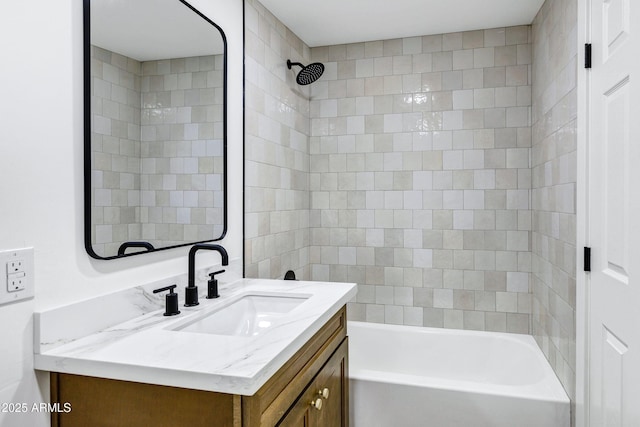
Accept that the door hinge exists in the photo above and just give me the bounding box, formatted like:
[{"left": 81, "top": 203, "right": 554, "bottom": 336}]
[
  {"left": 584, "top": 247, "right": 591, "bottom": 272},
  {"left": 585, "top": 44, "right": 592, "bottom": 69}
]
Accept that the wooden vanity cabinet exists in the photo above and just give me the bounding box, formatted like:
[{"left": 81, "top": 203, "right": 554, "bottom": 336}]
[{"left": 50, "top": 306, "right": 348, "bottom": 427}]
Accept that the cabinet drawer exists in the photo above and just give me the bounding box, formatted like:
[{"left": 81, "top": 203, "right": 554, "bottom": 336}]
[{"left": 51, "top": 374, "right": 239, "bottom": 427}]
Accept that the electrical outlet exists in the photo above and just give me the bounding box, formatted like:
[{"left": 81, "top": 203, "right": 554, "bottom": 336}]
[
  {"left": 7, "top": 272, "right": 26, "bottom": 292},
  {"left": 7, "top": 259, "right": 25, "bottom": 274},
  {"left": 0, "top": 248, "right": 34, "bottom": 305}
]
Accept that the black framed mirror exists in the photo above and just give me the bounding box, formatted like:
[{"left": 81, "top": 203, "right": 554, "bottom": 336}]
[{"left": 84, "top": 0, "right": 227, "bottom": 260}]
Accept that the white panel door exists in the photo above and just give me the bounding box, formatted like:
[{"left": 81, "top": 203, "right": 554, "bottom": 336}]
[{"left": 589, "top": 0, "right": 640, "bottom": 425}]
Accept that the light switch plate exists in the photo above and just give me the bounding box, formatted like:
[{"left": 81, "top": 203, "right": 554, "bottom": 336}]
[{"left": 0, "top": 248, "right": 34, "bottom": 306}]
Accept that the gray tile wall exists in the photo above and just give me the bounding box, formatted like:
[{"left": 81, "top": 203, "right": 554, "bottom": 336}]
[
  {"left": 139, "top": 55, "right": 225, "bottom": 247},
  {"left": 244, "top": 6, "right": 579, "bottom": 381},
  {"left": 91, "top": 46, "right": 224, "bottom": 256},
  {"left": 531, "top": 0, "right": 577, "bottom": 406},
  {"left": 244, "top": 0, "right": 312, "bottom": 280},
  {"left": 91, "top": 46, "right": 143, "bottom": 256},
  {"left": 308, "top": 29, "right": 533, "bottom": 332}
]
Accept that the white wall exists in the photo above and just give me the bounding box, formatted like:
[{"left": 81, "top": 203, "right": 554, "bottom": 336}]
[{"left": 0, "top": 0, "right": 243, "bottom": 425}]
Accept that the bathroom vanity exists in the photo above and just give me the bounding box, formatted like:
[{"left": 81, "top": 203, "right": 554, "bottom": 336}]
[{"left": 35, "top": 279, "right": 356, "bottom": 427}]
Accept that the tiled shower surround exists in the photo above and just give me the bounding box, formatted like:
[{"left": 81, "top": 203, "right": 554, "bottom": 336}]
[
  {"left": 139, "top": 55, "right": 225, "bottom": 247},
  {"left": 531, "top": 0, "right": 577, "bottom": 406},
  {"left": 245, "top": 1, "right": 533, "bottom": 333},
  {"left": 244, "top": 0, "right": 577, "bottom": 411},
  {"left": 308, "top": 29, "right": 533, "bottom": 333},
  {"left": 91, "top": 46, "right": 224, "bottom": 256},
  {"left": 244, "top": 0, "right": 312, "bottom": 280},
  {"left": 245, "top": 0, "right": 578, "bottom": 358},
  {"left": 91, "top": 46, "right": 141, "bottom": 256}
]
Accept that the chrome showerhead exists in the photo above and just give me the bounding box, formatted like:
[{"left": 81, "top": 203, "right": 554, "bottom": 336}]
[{"left": 287, "top": 59, "right": 324, "bottom": 85}]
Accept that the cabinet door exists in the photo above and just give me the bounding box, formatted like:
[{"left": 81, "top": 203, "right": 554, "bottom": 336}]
[
  {"left": 277, "top": 338, "right": 348, "bottom": 427},
  {"left": 277, "top": 404, "right": 311, "bottom": 427},
  {"left": 313, "top": 338, "right": 347, "bottom": 427}
]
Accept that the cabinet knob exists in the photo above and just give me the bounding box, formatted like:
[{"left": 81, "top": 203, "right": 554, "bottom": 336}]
[
  {"left": 318, "top": 388, "right": 330, "bottom": 399},
  {"left": 310, "top": 398, "right": 323, "bottom": 411}
]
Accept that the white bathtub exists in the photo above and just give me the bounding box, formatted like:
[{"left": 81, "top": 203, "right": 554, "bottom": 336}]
[{"left": 348, "top": 321, "right": 569, "bottom": 427}]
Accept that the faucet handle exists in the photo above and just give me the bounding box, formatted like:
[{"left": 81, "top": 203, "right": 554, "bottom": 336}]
[
  {"left": 153, "top": 285, "right": 180, "bottom": 316},
  {"left": 208, "top": 269, "right": 225, "bottom": 279},
  {"left": 206, "top": 270, "right": 225, "bottom": 299}
]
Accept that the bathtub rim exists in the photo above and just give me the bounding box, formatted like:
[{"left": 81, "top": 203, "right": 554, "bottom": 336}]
[{"left": 347, "top": 320, "right": 570, "bottom": 404}]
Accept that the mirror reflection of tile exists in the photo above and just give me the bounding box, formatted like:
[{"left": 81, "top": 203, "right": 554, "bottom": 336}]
[{"left": 89, "top": 4, "right": 225, "bottom": 258}]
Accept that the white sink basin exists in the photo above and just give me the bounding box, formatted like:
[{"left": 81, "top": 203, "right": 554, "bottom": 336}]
[{"left": 173, "top": 293, "right": 310, "bottom": 337}]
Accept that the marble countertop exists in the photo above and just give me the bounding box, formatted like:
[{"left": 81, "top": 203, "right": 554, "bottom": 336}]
[{"left": 34, "top": 278, "right": 356, "bottom": 395}]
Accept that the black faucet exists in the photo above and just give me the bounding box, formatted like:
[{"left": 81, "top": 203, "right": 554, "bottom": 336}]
[{"left": 185, "top": 244, "right": 229, "bottom": 307}]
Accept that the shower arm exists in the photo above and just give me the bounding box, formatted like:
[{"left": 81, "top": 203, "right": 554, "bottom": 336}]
[{"left": 287, "top": 60, "right": 304, "bottom": 69}]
